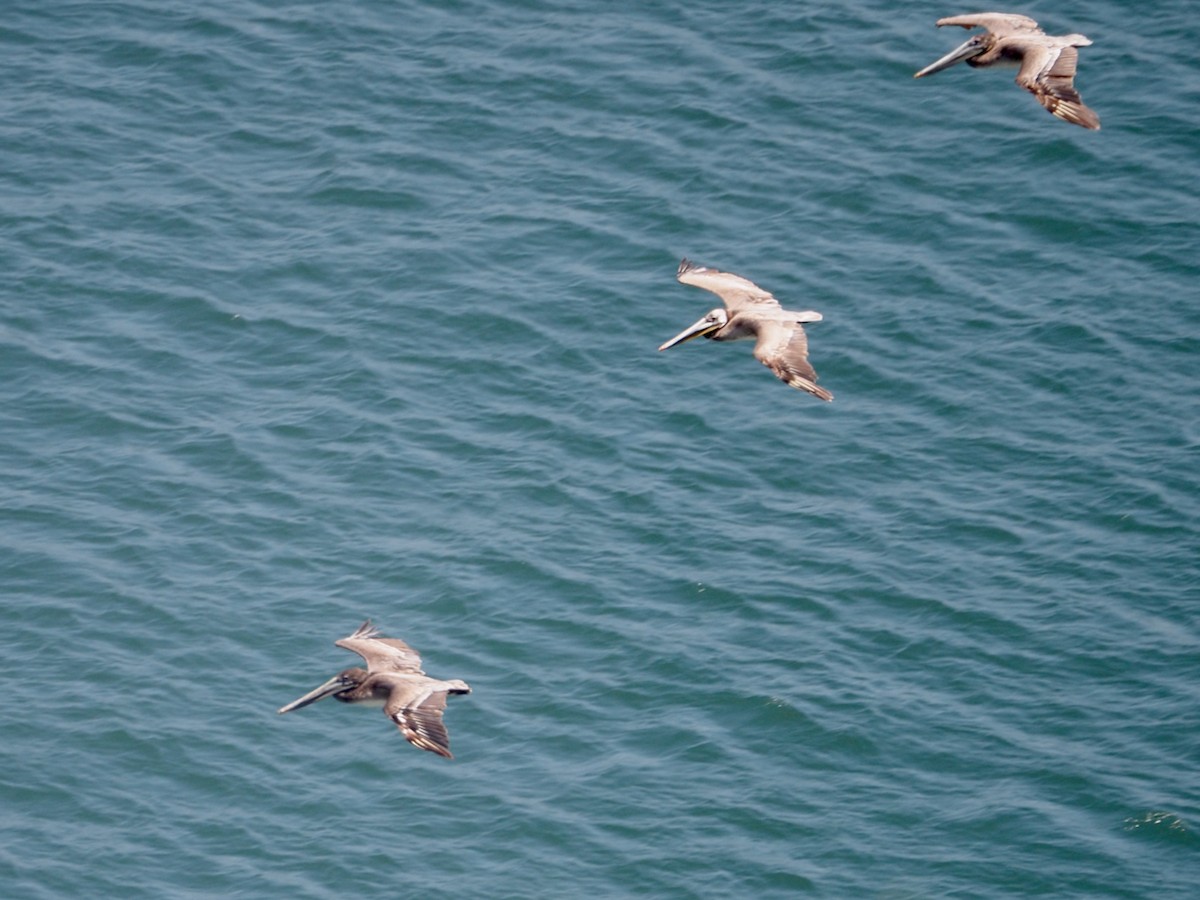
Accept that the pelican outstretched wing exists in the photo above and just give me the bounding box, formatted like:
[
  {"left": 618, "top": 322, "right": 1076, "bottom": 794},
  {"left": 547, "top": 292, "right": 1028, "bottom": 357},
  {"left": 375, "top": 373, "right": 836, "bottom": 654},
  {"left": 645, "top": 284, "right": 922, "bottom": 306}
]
[
  {"left": 384, "top": 682, "right": 456, "bottom": 758},
  {"left": 936, "top": 13, "right": 1041, "bottom": 35},
  {"left": 677, "top": 258, "right": 781, "bottom": 314},
  {"left": 335, "top": 620, "right": 425, "bottom": 675},
  {"left": 752, "top": 319, "right": 833, "bottom": 401},
  {"left": 1017, "top": 44, "right": 1100, "bottom": 130}
]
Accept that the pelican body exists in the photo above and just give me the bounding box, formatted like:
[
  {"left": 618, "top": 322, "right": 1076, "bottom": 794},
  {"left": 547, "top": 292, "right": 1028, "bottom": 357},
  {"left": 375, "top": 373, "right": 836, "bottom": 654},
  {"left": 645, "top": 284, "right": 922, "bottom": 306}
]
[
  {"left": 659, "top": 258, "right": 833, "bottom": 401},
  {"left": 278, "top": 620, "right": 470, "bottom": 758},
  {"left": 915, "top": 13, "right": 1100, "bottom": 130}
]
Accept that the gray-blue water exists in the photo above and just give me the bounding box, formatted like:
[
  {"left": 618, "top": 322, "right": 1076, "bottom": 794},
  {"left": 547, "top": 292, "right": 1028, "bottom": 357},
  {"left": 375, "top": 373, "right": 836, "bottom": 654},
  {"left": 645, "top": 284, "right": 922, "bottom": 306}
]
[{"left": 3, "top": 1, "right": 1198, "bottom": 896}]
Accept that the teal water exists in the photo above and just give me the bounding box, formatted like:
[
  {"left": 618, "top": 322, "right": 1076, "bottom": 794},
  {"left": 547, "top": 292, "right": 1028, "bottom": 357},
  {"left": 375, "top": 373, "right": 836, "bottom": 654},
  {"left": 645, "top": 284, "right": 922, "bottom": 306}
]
[{"left": 3, "top": 1, "right": 1198, "bottom": 897}]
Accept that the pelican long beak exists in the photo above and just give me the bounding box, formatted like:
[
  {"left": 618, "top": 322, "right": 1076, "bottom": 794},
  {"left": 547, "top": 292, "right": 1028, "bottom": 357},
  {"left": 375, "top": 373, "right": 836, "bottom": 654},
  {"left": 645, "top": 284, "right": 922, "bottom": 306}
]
[
  {"left": 277, "top": 674, "right": 346, "bottom": 714},
  {"left": 658, "top": 317, "right": 721, "bottom": 352},
  {"left": 914, "top": 39, "right": 984, "bottom": 78}
]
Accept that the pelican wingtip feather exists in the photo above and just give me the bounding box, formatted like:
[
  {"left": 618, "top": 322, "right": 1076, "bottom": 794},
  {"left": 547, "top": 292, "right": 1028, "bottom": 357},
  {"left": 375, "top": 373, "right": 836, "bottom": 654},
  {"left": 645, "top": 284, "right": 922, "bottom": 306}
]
[{"left": 346, "top": 619, "right": 379, "bottom": 641}]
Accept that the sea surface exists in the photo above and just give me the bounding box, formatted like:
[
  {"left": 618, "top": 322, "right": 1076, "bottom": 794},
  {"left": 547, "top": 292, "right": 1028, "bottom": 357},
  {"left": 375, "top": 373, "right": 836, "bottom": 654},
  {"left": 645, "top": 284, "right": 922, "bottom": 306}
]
[{"left": 2, "top": 1, "right": 1198, "bottom": 897}]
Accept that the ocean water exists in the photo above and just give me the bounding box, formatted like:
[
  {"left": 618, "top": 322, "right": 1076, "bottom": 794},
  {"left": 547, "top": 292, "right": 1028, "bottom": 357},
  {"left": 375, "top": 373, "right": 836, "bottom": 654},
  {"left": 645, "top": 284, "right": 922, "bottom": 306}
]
[{"left": 2, "top": 0, "right": 1198, "bottom": 897}]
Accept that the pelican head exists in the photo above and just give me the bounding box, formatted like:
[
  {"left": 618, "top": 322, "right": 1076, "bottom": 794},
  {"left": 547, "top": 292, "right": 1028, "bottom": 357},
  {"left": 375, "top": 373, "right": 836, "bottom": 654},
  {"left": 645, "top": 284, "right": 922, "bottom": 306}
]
[
  {"left": 658, "top": 308, "right": 729, "bottom": 351},
  {"left": 914, "top": 33, "right": 993, "bottom": 78},
  {"left": 277, "top": 667, "right": 368, "bottom": 714}
]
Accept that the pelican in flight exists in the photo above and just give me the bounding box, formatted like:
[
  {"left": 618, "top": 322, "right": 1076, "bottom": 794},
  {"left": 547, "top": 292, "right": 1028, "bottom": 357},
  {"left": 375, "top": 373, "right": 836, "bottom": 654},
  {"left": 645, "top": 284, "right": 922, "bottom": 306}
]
[
  {"left": 278, "top": 620, "right": 471, "bottom": 758},
  {"left": 914, "top": 13, "right": 1100, "bottom": 130},
  {"left": 659, "top": 258, "right": 833, "bottom": 401}
]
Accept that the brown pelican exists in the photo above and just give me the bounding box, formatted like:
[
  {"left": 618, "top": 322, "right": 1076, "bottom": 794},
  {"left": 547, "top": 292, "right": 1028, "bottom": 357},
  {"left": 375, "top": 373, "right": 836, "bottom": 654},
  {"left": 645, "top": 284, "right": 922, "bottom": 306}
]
[
  {"left": 659, "top": 258, "right": 833, "bottom": 401},
  {"left": 914, "top": 13, "right": 1100, "bottom": 130},
  {"left": 278, "top": 620, "right": 471, "bottom": 758}
]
